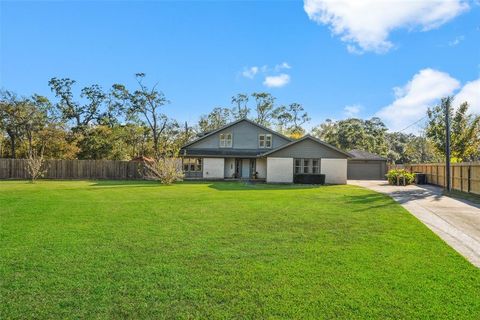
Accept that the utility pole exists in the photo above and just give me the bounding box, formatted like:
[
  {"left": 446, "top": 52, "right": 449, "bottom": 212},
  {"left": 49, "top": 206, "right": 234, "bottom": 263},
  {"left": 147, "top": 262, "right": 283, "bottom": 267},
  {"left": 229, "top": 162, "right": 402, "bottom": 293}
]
[{"left": 445, "top": 98, "right": 451, "bottom": 192}]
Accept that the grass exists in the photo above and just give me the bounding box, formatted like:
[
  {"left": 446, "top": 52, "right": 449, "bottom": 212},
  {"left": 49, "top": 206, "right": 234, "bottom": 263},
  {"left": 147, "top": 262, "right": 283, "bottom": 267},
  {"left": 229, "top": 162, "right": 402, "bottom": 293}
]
[
  {"left": 444, "top": 189, "right": 480, "bottom": 206},
  {"left": 0, "top": 180, "right": 479, "bottom": 319}
]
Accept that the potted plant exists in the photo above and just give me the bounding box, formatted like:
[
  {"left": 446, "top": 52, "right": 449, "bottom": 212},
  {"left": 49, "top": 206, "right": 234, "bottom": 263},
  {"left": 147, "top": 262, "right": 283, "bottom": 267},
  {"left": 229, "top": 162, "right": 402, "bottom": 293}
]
[{"left": 386, "top": 169, "right": 415, "bottom": 186}]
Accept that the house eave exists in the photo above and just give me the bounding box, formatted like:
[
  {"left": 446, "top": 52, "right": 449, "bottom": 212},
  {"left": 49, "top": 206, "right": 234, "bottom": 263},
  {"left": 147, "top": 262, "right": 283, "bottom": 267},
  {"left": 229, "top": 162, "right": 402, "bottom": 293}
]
[{"left": 260, "top": 135, "right": 352, "bottom": 158}]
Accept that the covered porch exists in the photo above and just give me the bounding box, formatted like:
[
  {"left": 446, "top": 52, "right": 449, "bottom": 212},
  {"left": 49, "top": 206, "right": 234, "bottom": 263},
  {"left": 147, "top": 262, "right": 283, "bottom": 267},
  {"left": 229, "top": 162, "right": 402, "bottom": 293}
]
[
  {"left": 182, "top": 156, "right": 266, "bottom": 180},
  {"left": 223, "top": 158, "right": 267, "bottom": 180}
]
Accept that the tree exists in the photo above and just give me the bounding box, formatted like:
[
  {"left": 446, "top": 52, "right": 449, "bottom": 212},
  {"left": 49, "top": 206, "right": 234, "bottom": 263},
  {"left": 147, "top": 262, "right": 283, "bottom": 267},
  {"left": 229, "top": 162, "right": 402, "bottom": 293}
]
[
  {"left": 76, "top": 125, "right": 127, "bottom": 160},
  {"left": 311, "top": 119, "right": 337, "bottom": 144},
  {"left": 335, "top": 118, "right": 366, "bottom": 151},
  {"left": 0, "top": 133, "right": 6, "bottom": 157},
  {"left": 426, "top": 97, "right": 480, "bottom": 161},
  {"left": 144, "top": 157, "right": 184, "bottom": 184},
  {"left": 37, "top": 124, "right": 79, "bottom": 159},
  {"left": 230, "top": 93, "right": 250, "bottom": 120},
  {"left": 174, "top": 121, "right": 196, "bottom": 151},
  {"left": 386, "top": 132, "right": 439, "bottom": 164},
  {"left": 49, "top": 78, "right": 110, "bottom": 130},
  {"left": 25, "top": 149, "right": 48, "bottom": 182},
  {"left": 0, "top": 91, "right": 35, "bottom": 158},
  {"left": 198, "top": 107, "right": 231, "bottom": 132},
  {"left": 112, "top": 73, "right": 178, "bottom": 157},
  {"left": 276, "top": 103, "right": 310, "bottom": 137},
  {"left": 312, "top": 117, "right": 387, "bottom": 157},
  {"left": 23, "top": 95, "right": 51, "bottom": 156},
  {"left": 364, "top": 117, "right": 388, "bottom": 156},
  {"left": 404, "top": 135, "right": 439, "bottom": 163},
  {"left": 120, "top": 123, "right": 151, "bottom": 158},
  {"left": 252, "top": 92, "right": 276, "bottom": 127}
]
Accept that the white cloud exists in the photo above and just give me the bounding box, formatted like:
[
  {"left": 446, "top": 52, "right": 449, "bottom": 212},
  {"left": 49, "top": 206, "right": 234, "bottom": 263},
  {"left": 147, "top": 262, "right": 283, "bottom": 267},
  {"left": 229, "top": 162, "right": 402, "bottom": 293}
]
[
  {"left": 242, "top": 66, "right": 259, "bottom": 79},
  {"left": 376, "top": 68, "right": 460, "bottom": 132},
  {"left": 263, "top": 74, "right": 291, "bottom": 88},
  {"left": 241, "top": 63, "right": 292, "bottom": 87},
  {"left": 304, "top": 0, "right": 469, "bottom": 53},
  {"left": 274, "top": 62, "right": 291, "bottom": 71},
  {"left": 344, "top": 105, "right": 361, "bottom": 117},
  {"left": 454, "top": 79, "right": 480, "bottom": 113},
  {"left": 448, "top": 35, "right": 465, "bottom": 46},
  {"left": 346, "top": 44, "right": 364, "bottom": 55}
]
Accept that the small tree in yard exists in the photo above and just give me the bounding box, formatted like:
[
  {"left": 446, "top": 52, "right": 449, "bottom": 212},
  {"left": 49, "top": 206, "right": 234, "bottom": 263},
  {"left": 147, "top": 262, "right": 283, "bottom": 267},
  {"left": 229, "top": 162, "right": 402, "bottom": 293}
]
[
  {"left": 25, "top": 150, "right": 48, "bottom": 183},
  {"left": 144, "top": 157, "right": 184, "bottom": 184}
]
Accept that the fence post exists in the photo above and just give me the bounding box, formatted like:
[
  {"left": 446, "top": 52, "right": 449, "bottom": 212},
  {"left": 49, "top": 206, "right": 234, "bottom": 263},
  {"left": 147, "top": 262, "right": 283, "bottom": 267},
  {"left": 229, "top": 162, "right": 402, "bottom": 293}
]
[
  {"left": 460, "top": 164, "right": 463, "bottom": 192},
  {"left": 451, "top": 165, "right": 454, "bottom": 191},
  {"left": 468, "top": 165, "right": 471, "bottom": 193},
  {"left": 444, "top": 165, "right": 446, "bottom": 187}
]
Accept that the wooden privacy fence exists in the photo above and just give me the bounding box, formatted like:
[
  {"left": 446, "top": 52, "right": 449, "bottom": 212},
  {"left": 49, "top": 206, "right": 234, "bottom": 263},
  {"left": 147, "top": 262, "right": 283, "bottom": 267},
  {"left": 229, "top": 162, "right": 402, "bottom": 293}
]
[
  {"left": 388, "top": 162, "right": 480, "bottom": 195},
  {"left": 0, "top": 159, "right": 147, "bottom": 180}
]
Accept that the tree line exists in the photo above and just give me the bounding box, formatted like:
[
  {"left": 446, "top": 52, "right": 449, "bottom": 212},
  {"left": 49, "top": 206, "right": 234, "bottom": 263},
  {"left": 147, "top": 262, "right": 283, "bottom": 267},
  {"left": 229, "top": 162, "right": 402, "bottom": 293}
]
[{"left": 1, "top": 74, "right": 479, "bottom": 164}]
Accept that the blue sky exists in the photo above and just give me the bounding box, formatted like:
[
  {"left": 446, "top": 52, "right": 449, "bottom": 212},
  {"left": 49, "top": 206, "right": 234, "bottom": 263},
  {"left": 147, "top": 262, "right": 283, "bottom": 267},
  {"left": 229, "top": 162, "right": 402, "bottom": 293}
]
[{"left": 1, "top": 0, "right": 479, "bottom": 132}]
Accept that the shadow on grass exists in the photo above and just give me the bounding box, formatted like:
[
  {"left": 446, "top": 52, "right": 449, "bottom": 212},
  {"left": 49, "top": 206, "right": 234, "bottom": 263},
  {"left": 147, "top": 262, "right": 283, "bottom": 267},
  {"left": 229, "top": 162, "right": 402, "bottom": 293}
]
[
  {"left": 345, "top": 193, "right": 401, "bottom": 212},
  {"left": 89, "top": 180, "right": 164, "bottom": 188},
  {"left": 89, "top": 180, "right": 340, "bottom": 192},
  {"left": 207, "top": 181, "right": 325, "bottom": 191}
]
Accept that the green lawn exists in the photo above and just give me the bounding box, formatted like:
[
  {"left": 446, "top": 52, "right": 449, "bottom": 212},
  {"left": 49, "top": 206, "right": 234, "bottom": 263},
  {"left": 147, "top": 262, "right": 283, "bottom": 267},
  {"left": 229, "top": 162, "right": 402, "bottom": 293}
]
[{"left": 0, "top": 181, "right": 479, "bottom": 319}]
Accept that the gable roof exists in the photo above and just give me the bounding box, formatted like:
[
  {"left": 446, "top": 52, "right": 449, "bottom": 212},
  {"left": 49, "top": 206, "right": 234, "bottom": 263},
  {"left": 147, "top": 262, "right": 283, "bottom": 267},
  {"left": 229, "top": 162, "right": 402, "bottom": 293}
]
[
  {"left": 349, "top": 149, "right": 387, "bottom": 161},
  {"left": 181, "top": 118, "right": 293, "bottom": 149},
  {"left": 261, "top": 135, "right": 353, "bottom": 158}
]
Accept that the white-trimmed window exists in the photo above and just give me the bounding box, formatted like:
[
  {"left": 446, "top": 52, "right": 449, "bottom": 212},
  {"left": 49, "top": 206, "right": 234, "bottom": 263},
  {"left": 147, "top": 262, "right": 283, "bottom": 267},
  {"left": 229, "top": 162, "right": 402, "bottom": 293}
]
[
  {"left": 183, "top": 158, "right": 202, "bottom": 172},
  {"left": 220, "top": 133, "right": 232, "bottom": 148},
  {"left": 303, "top": 159, "right": 310, "bottom": 173},
  {"left": 259, "top": 134, "right": 272, "bottom": 148},
  {"left": 312, "top": 159, "right": 320, "bottom": 174},
  {"left": 294, "top": 159, "right": 301, "bottom": 174},
  {"left": 294, "top": 158, "right": 321, "bottom": 175}
]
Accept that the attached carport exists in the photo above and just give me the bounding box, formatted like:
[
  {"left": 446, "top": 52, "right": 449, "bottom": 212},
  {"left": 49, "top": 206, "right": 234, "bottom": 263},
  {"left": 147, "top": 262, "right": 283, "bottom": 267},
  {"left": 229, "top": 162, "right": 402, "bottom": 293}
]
[{"left": 347, "top": 149, "right": 387, "bottom": 180}]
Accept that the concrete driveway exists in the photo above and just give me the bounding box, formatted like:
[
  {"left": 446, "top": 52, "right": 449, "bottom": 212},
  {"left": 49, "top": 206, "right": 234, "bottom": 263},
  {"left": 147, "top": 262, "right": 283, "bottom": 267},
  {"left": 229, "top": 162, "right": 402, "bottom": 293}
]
[{"left": 349, "top": 180, "right": 480, "bottom": 268}]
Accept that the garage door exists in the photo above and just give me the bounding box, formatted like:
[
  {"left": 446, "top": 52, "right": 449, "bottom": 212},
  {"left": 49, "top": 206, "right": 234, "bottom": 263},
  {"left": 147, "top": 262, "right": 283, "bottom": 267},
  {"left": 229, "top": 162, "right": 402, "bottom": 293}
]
[{"left": 348, "top": 160, "right": 386, "bottom": 180}]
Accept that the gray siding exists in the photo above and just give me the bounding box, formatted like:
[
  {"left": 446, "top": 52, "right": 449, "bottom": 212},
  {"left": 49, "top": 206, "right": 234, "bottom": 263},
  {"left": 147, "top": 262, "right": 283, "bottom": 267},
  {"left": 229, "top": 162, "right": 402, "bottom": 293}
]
[
  {"left": 266, "top": 139, "right": 349, "bottom": 159},
  {"left": 188, "top": 120, "right": 290, "bottom": 150}
]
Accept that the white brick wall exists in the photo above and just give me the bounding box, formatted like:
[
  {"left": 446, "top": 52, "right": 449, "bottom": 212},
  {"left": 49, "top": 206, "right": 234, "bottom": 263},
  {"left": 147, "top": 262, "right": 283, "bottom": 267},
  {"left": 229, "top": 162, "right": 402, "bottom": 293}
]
[
  {"left": 321, "top": 158, "right": 347, "bottom": 184},
  {"left": 203, "top": 158, "right": 225, "bottom": 179},
  {"left": 267, "top": 157, "right": 293, "bottom": 183}
]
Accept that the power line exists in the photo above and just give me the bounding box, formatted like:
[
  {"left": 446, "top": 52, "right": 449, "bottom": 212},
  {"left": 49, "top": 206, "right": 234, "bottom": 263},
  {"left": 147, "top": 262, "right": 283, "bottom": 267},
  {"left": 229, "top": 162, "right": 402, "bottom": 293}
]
[{"left": 397, "top": 115, "right": 428, "bottom": 133}]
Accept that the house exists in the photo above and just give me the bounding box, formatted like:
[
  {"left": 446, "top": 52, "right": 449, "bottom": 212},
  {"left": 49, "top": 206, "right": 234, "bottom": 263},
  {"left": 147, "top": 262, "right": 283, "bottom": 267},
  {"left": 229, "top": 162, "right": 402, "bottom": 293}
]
[
  {"left": 180, "top": 118, "right": 352, "bottom": 184},
  {"left": 347, "top": 149, "right": 388, "bottom": 180}
]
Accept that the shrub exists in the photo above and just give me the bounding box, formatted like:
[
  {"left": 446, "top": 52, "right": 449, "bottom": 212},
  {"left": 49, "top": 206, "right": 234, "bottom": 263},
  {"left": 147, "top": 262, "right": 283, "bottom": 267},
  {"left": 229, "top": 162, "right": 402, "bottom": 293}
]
[
  {"left": 144, "top": 157, "right": 184, "bottom": 184},
  {"left": 386, "top": 169, "right": 415, "bottom": 186},
  {"left": 25, "top": 152, "right": 48, "bottom": 183}
]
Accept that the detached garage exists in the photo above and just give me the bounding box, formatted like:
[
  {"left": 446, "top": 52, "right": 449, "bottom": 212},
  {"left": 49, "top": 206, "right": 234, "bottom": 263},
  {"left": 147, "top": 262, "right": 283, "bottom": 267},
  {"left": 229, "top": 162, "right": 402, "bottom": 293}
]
[{"left": 347, "top": 150, "right": 387, "bottom": 180}]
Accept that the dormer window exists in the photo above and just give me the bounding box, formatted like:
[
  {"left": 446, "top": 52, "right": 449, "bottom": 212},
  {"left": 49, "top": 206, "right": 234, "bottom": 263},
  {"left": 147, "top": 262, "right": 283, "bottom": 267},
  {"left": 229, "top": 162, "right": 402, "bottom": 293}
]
[
  {"left": 220, "top": 132, "right": 232, "bottom": 148},
  {"left": 259, "top": 134, "right": 272, "bottom": 148}
]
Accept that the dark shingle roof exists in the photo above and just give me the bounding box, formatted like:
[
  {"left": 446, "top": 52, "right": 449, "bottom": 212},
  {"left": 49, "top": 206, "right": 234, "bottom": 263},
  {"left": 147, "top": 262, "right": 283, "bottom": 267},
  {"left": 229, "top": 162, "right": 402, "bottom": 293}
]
[
  {"left": 261, "top": 135, "right": 352, "bottom": 158},
  {"left": 349, "top": 149, "right": 387, "bottom": 161}
]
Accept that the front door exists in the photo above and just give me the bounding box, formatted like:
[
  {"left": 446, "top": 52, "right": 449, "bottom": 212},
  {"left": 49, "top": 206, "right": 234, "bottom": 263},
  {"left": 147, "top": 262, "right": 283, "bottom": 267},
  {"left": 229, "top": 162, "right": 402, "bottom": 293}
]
[
  {"left": 250, "top": 159, "right": 256, "bottom": 178},
  {"left": 235, "top": 159, "right": 242, "bottom": 178},
  {"left": 241, "top": 159, "right": 250, "bottom": 178}
]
